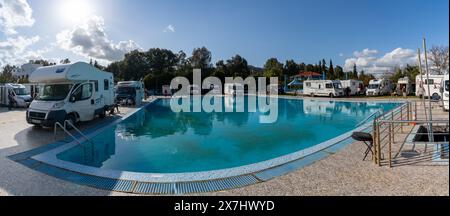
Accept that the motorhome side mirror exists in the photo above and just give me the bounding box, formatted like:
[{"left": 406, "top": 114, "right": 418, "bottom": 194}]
[
  {"left": 70, "top": 96, "right": 76, "bottom": 103},
  {"left": 440, "top": 87, "right": 444, "bottom": 93}
]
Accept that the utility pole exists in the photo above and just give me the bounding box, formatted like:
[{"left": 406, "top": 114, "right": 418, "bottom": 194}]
[{"left": 423, "top": 38, "right": 434, "bottom": 144}]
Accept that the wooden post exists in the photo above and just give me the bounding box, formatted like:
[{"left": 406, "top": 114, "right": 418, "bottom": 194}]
[{"left": 377, "top": 122, "right": 382, "bottom": 166}]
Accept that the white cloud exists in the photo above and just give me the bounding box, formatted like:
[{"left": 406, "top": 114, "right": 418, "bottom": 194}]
[
  {"left": 56, "top": 16, "right": 142, "bottom": 63},
  {"left": 164, "top": 24, "right": 175, "bottom": 33},
  {"left": 344, "top": 48, "right": 419, "bottom": 75},
  {"left": 339, "top": 53, "right": 344, "bottom": 57},
  {"left": 0, "top": 0, "right": 35, "bottom": 35},
  {"left": 0, "top": 35, "right": 49, "bottom": 67}
]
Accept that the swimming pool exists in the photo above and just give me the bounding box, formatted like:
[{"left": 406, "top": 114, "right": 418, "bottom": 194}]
[{"left": 54, "top": 96, "right": 398, "bottom": 174}]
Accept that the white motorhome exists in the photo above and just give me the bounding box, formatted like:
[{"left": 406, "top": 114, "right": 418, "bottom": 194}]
[
  {"left": 224, "top": 83, "right": 244, "bottom": 95},
  {"left": 303, "top": 80, "right": 344, "bottom": 98},
  {"left": 27, "top": 62, "right": 115, "bottom": 127},
  {"left": 396, "top": 77, "right": 413, "bottom": 96},
  {"left": 115, "top": 81, "right": 145, "bottom": 106},
  {"left": 0, "top": 83, "right": 33, "bottom": 107},
  {"left": 416, "top": 74, "right": 445, "bottom": 100},
  {"left": 340, "top": 80, "right": 364, "bottom": 96},
  {"left": 442, "top": 74, "right": 449, "bottom": 111},
  {"left": 366, "top": 79, "right": 393, "bottom": 96}
]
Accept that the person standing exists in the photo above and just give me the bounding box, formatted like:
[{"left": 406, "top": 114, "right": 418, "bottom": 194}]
[{"left": 8, "top": 90, "right": 15, "bottom": 111}]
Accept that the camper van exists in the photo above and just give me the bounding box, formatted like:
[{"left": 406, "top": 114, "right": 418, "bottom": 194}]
[
  {"left": 0, "top": 83, "right": 33, "bottom": 108},
  {"left": 366, "top": 79, "right": 393, "bottom": 96},
  {"left": 416, "top": 74, "right": 445, "bottom": 100},
  {"left": 340, "top": 80, "right": 365, "bottom": 96},
  {"left": 303, "top": 80, "right": 344, "bottom": 98},
  {"left": 442, "top": 74, "right": 449, "bottom": 111},
  {"left": 396, "top": 77, "right": 413, "bottom": 96},
  {"left": 224, "top": 83, "right": 244, "bottom": 95},
  {"left": 115, "top": 81, "right": 145, "bottom": 106},
  {"left": 27, "top": 62, "right": 115, "bottom": 127}
]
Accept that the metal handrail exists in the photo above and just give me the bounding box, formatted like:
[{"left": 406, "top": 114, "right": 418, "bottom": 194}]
[
  {"left": 54, "top": 122, "right": 83, "bottom": 144},
  {"left": 64, "top": 120, "right": 93, "bottom": 144},
  {"left": 54, "top": 120, "right": 93, "bottom": 145},
  {"left": 355, "top": 110, "right": 383, "bottom": 128}
]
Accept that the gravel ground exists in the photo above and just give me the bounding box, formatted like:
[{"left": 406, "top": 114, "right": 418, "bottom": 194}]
[{"left": 0, "top": 97, "right": 448, "bottom": 196}]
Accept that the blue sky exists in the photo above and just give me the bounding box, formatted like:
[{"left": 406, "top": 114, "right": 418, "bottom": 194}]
[{"left": 1, "top": 0, "right": 448, "bottom": 73}]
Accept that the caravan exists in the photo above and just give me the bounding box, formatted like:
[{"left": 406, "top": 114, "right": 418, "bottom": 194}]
[
  {"left": 442, "top": 74, "right": 449, "bottom": 111},
  {"left": 26, "top": 62, "right": 115, "bottom": 127},
  {"left": 303, "top": 80, "right": 344, "bottom": 98},
  {"left": 115, "top": 81, "right": 145, "bottom": 106},
  {"left": 416, "top": 74, "right": 444, "bottom": 100},
  {"left": 366, "top": 79, "right": 393, "bottom": 96},
  {"left": 340, "top": 80, "right": 365, "bottom": 96},
  {"left": 0, "top": 83, "right": 33, "bottom": 108}
]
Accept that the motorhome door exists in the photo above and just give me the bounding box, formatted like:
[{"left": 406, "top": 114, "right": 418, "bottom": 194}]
[{"left": 69, "top": 82, "right": 95, "bottom": 121}]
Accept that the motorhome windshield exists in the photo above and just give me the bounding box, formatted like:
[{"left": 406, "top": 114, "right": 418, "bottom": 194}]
[
  {"left": 117, "top": 86, "right": 136, "bottom": 95},
  {"left": 368, "top": 84, "right": 380, "bottom": 89},
  {"left": 13, "top": 88, "right": 28, "bottom": 95},
  {"left": 37, "top": 84, "right": 72, "bottom": 101},
  {"left": 333, "top": 83, "right": 342, "bottom": 89}
]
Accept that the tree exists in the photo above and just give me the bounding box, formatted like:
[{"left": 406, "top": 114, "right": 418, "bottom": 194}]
[
  {"left": 359, "top": 71, "right": 375, "bottom": 86},
  {"left": 428, "top": 46, "right": 449, "bottom": 75},
  {"left": 93, "top": 60, "right": 104, "bottom": 70},
  {"left": 226, "top": 55, "right": 250, "bottom": 78},
  {"left": 0, "top": 64, "right": 17, "bottom": 83},
  {"left": 29, "top": 59, "right": 55, "bottom": 66},
  {"left": 389, "top": 67, "right": 404, "bottom": 83},
  {"left": 60, "top": 58, "right": 71, "bottom": 64},
  {"left": 105, "top": 61, "right": 123, "bottom": 81},
  {"left": 284, "top": 59, "right": 299, "bottom": 77},
  {"left": 305, "top": 64, "right": 315, "bottom": 72},
  {"left": 298, "top": 62, "right": 306, "bottom": 72},
  {"left": 212, "top": 60, "right": 228, "bottom": 82},
  {"left": 189, "top": 47, "right": 212, "bottom": 69},
  {"left": 263, "top": 58, "right": 283, "bottom": 79},
  {"left": 352, "top": 63, "right": 358, "bottom": 79},
  {"left": 335, "top": 65, "right": 344, "bottom": 80},
  {"left": 321, "top": 59, "right": 327, "bottom": 74},
  {"left": 328, "top": 60, "right": 334, "bottom": 80},
  {"left": 121, "top": 50, "right": 150, "bottom": 81}
]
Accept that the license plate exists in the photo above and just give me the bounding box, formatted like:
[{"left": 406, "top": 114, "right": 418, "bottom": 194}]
[{"left": 31, "top": 119, "right": 42, "bottom": 124}]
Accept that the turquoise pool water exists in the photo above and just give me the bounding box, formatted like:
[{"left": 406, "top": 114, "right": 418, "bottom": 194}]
[{"left": 57, "top": 97, "right": 398, "bottom": 173}]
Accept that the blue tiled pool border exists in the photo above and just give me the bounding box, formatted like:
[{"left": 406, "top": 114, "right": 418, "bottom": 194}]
[{"left": 8, "top": 98, "right": 402, "bottom": 194}]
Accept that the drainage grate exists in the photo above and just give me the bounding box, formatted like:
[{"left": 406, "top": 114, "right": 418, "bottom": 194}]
[
  {"left": 176, "top": 175, "right": 258, "bottom": 194},
  {"left": 133, "top": 182, "right": 175, "bottom": 194}
]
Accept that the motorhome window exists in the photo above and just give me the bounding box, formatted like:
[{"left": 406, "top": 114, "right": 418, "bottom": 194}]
[
  {"left": 325, "top": 84, "right": 333, "bottom": 89},
  {"left": 305, "top": 82, "right": 311, "bottom": 87},
  {"left": 104, "top": 79, "right": 109, "bottom": 90},
  {"left": 37, "top": 84, "right": 72, "bottom": 101},
  {"left": 90, "top": 80, "right": 98, "bottom": 92},
  {"left": 72, "top": 84, "right": 93, "bottom": 101},
  {"left": 445, "top": 80, "right": 449, "bottom": 91},
  {"left": 425, "top": 79, "right": 434, "bottom": 85},
  {"left": 13, "top": 88, "right": 28, "bottom": 95}
]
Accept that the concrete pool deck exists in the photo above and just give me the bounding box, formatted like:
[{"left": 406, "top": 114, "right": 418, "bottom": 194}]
[{"left": 0, "top": 97, "right": 448, "bottom": 196}]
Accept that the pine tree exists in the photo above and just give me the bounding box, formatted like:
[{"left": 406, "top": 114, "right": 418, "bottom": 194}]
[
  {"left": 353, "top": 63, "right": 358, "bottom": 79},
  {"left": 329, "top": 60, "right": 334, "bottom": 80}
]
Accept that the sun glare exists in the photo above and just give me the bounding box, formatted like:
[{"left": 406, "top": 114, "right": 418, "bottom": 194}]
[{"left": 59, "top": 0, "right": 95, "bottom": 25}]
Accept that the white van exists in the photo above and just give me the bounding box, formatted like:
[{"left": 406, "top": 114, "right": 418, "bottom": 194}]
[
  {"left": 115, "top": 81, "right": 145, "bottom": 106},
  {"left": 0, "top": 83, "right": 33, "bottom": 107},
  {"left": 340, "top": 80, "right": 364, "bottom": 96},
  {"left": 27, "top": 62, "right": 115, "bottom": 127},
  {"left": 366, "top": 79, "right": 393, "bottom": 96},
  {"left": 303, "top": 80, "right": 344, "bottom": 98},
  {"left": 416, "top": 74, "right": 445, "bottom": 100},
  {"left": 442, "top": 74, "right": 449, "bottom": 111}
]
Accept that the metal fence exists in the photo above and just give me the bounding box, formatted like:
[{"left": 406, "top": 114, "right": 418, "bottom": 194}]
[{"left": 372, "top": 100, "right": 449, "bottom": 167}]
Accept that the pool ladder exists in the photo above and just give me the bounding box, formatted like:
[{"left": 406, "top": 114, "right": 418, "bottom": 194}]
[{"left": 54, "top": 120, "right": 93, "bottom": 145}]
